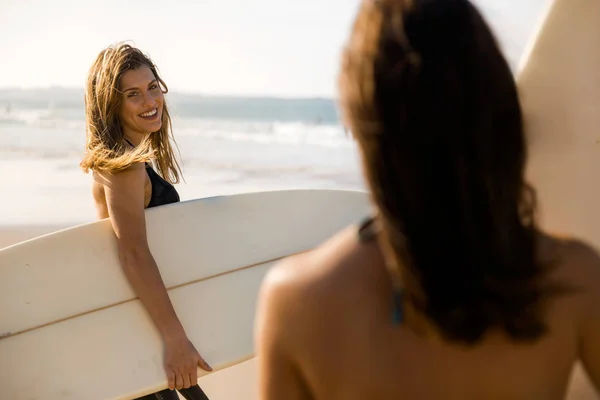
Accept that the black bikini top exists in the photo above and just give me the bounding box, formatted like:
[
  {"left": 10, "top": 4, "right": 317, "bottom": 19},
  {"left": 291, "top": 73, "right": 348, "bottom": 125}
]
[
  {"left": 357, "top": 216, "right": 404, "bottom": 325},
  {"left": 123, "top": 139, "right": 180, "bottom": 208},
  {"left": 145, "top": 165, "right": 180, "bottom": 208}
]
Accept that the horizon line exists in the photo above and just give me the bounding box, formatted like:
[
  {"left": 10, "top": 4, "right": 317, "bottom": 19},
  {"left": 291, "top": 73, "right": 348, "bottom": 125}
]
[{"left": 0, "top": 85, "right": 338, "bottom": 102}]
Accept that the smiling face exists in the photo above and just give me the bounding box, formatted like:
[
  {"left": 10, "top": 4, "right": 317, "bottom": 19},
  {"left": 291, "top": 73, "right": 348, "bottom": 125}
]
[{"left": 118, "top": 65, "right": 164, "bottom": 143}]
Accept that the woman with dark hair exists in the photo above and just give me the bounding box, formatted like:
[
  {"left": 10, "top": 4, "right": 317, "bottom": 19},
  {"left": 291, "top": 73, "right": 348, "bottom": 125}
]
[{"left": 254, "top": 0, "right": 600, "bottom": 399}]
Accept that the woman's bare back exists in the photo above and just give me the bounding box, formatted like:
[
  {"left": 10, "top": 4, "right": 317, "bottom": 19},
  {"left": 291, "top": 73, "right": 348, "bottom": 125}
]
[{"left": 255, "top": 224, "right": 600, "bottom": 400}]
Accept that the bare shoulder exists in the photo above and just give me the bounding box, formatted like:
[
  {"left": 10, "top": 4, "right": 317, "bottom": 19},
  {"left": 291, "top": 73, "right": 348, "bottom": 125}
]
[
  {"left": 92, "top": 164, "right": 146, "bottom": 188},
  {"left": 90, "top": 165, "right": 147, "bottom": 219},
  {"left": 547, "top": 234, "right": 600, "bottom": 282},
  {"left": 543, "top": 233, "right": 600, "bottom": 311},
  {"left": 261, "top": 225, "right": 362, "bottom": 295},
  {"left": 564, "top": 237, "right": 600, "bottom": 297},
  {"left": 256, "top": 223, "right": 382, "bottom": 329},
  {"left": 255, "top": 231, "right": 368, "bottom": 400}
]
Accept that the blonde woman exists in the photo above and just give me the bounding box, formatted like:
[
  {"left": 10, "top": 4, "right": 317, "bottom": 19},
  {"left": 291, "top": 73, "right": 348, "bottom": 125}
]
[{"left": 81, "top": 43, "right": 211, "bottom": 400}]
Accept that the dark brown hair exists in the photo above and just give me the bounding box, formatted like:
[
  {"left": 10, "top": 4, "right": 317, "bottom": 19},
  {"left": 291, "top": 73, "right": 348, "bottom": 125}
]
[{"left": 338, "top": 0, "right": 563, "bottom": 344}]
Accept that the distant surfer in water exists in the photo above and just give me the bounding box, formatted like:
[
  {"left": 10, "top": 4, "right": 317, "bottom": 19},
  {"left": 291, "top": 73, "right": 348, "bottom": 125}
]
[
  {"left": 80, "top": 42, "right": 211, "bottom": 400},
  {"left": 254, "top": 1, "right": 600, "bottom": 399}
]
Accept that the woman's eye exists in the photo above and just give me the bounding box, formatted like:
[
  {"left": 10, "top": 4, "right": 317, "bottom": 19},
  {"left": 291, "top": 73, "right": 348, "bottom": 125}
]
[
  {"left": 150, "top": 84, "right": 159, "bottom": 90},
  {"left": 127, "top": 91, "right": 138, "bottom": 97}
]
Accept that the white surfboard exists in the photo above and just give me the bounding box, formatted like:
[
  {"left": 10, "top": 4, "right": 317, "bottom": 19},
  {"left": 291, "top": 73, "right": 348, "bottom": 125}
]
[
  {"left": 516, "top": 1, "right": 600, "bottom": 396},
  {"left": 0, "top": 189, "right": 371, "bottom": 400},
  {"left": 517, "top": 0, "right": 600, "bottom": 247}
]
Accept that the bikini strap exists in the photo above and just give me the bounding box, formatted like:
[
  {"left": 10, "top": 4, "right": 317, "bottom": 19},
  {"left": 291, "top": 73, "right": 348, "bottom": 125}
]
[
  {"left": 123, "top": 138, "right": 151, "bottom": 168},
  {"left": 357, "top": 215, "right": 380, "bottom": 243},
  {"left": 358, "top": 215, "right": 405, "bottom": 325}
]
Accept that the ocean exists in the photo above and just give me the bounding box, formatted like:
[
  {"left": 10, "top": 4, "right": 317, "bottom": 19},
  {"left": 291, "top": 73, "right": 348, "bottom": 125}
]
[
  {"left": 0, "top": 89, "right": 364, "bottom": 226},
  {"left": 0, "top": 0, "right": 551, "bottom": 227}
]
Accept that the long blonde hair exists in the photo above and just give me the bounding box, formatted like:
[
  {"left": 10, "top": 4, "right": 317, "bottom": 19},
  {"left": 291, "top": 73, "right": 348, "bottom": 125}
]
[{"left": 80, "top": 42, "right": 182, "bottom": 184}]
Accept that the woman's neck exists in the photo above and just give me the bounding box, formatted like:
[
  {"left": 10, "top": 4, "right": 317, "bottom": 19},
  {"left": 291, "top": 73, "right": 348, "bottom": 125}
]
[{"left": 123, "top": 131, "right": 145, "bottom": 146}]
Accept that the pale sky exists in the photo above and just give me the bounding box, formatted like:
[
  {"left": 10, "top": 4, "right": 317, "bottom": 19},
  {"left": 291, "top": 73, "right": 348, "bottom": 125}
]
[{"left": 0, "top": 0, "right": 549, "bottom": 98}]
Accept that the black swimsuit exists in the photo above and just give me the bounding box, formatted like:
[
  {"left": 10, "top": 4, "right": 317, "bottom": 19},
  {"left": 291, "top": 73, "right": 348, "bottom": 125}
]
[
  {"left": 122, "top": 139, "right": 180, "bottom": 209},
  {"left": 145, "top": 163, "right": 180, "bottom": 208}
]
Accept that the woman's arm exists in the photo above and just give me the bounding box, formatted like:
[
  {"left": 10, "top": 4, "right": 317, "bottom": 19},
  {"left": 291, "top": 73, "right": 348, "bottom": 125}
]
[
  {"left": 254, "top": 261, "right": 313, "bottom": 400},
  {"left": 97, "top": 164, "right": 211, "bottom": 390}
]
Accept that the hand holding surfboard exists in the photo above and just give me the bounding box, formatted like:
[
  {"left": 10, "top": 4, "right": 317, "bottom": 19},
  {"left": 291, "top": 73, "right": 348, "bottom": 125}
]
[{"left": 163, "top": 335, "right": 212, "bottom": 390}]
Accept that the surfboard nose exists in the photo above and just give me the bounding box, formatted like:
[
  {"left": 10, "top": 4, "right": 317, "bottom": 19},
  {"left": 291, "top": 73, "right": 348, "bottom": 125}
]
[{"left": 517, "top": 0, "right": 600, "bottom": 246}]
